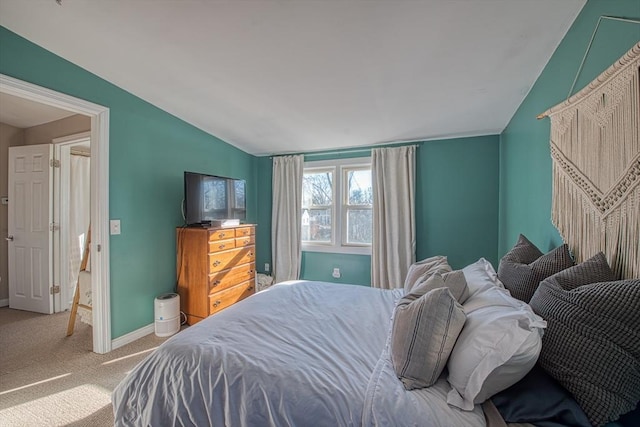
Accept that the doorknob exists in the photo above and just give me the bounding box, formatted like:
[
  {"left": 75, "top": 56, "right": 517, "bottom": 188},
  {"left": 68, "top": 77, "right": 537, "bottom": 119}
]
[{"left": 6, "top": 235, "right": 14, "bottom": 241}]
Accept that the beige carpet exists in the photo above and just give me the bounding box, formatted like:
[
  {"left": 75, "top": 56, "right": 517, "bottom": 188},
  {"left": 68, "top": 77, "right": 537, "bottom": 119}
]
[{"left": 0, "top": 307, "right": 172, "bottom": 426}]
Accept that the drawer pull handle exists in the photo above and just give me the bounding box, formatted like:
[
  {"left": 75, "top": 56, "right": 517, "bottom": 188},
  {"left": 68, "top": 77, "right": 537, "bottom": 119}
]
[
  {"left": 242, "top": 230, "right": 249, "bottom": 235},
  {"left": 243, "top": 240, "right": 249, "bottom": 244},
  {"left": 212, "top": 280, "right": 221, "bottom": 287},
  {"left": 218, "top": 233, "right": 226, "bottom": 238},
  {"left": 213, "top": 260, "right": 221, "bottom": 267},
  {"left": 249, "top": 252, "right": 254, "bottom": 257},
  {"left": 249, "top": 270, "right": 254, "bottom": 274},
  {"left": 219, "top": 244, "right": 226, "bottom": 249},
  {"left": 248, "top": 286, "right": 254, "bottom": 291},
  {"left": 212, "top": 300, "right": 221, "bottom": 308}
]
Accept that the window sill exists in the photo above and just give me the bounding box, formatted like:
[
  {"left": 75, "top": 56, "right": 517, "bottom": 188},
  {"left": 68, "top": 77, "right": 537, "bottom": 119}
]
[{"left": 302, "top": 244, "right": 371, "bottom": 256}]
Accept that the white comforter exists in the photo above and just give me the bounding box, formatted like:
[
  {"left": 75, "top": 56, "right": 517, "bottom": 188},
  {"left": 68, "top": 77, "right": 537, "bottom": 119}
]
[{"left": 112, "top": 280, "right": 485, "bottom": 426}]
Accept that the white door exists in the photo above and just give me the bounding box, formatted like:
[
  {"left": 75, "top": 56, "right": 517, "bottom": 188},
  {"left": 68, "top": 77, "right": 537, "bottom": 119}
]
[{"left": 8, "top": 144, "right": 54, "bottom": 314}]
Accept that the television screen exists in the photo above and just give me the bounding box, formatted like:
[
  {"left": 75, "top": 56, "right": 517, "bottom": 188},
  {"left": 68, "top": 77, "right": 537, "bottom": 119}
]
[{"left": 184, "top": 171, "right": 246, "bottom": 225}]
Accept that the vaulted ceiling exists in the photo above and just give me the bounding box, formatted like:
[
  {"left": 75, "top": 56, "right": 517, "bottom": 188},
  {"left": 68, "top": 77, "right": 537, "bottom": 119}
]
[{"left": 0, "top": 0, "right": 586, "bottom": 155}]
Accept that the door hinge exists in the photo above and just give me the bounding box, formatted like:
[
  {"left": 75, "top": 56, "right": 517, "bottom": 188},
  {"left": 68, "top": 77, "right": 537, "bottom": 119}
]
[
  {"left": 50, "top": 285, "right": 61, "bottom": 295},
  {"left": 50, "top": 223, "right": 60, "bottom": 231},
  {"left": 50, "top": 159, "right": 61, "bottom": 168}
]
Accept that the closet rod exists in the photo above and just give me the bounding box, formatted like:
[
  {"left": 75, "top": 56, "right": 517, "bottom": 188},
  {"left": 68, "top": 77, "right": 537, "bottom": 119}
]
[{"left": 70, "top": 150, "right": 90, "bottom": 157}]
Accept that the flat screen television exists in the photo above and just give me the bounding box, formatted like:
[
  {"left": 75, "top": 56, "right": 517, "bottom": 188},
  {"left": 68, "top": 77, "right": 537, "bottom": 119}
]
[{"left": 184, "top": 171, "right": 246, "bottom": 226}]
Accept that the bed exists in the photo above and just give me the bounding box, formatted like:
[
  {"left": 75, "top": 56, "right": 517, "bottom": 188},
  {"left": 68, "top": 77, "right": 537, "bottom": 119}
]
[
  {"left": 113, "top": 246, "right": 639, "bottom": 427},
  {"left": 112, "top": 279, "right": 488, "bottom": 426}
]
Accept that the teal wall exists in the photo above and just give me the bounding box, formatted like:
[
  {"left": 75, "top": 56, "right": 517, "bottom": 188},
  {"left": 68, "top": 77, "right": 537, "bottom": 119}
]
[
  {"left": 0, "top": 27, "right": 258, "bottom": 339},
  {"left": 499, "top": 0, "right": 640, "bottom": 255},
  {"left": 416, "top": 136, "right": 499, "bottom": 269},
  {"left": 255, "top": 156, "right": 273, "bottom": 273},
  {"left": 257, "top": 135, "right": 500, "bottom": 285},
  {"left": 301, "top": 252, "right": 372, "bottom": 286},
  {"left": 8, "top": 0, "right": 625, "bottom": 336}
]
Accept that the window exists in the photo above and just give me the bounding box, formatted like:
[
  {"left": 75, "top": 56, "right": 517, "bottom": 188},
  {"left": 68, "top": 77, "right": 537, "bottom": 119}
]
[
  {"left": 301, "top": 158, "right": 372, "bottom": 254},
  {"left": 344, "top": 167, "right": 373, "bottom": 245}
]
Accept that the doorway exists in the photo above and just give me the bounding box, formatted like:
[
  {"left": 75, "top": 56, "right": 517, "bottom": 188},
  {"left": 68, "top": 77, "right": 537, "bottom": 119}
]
[
  {"left": 1, "top": 74, "right": 111, "bottom": 354},
  {"left": 54, "top": 132, "right": 91, "bottom": 314}
]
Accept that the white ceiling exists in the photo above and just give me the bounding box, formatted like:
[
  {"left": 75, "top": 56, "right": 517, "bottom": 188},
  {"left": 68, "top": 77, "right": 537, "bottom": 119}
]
[
  {"left": 0, "top": 92, "right": 76, "bottom": 128},
  {"left": 0, "top": 0, "right": 586, "bottom": 155}
]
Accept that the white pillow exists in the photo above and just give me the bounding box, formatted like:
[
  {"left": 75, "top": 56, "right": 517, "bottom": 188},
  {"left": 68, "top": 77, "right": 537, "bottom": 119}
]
[
  {"left": 446, "top": 286, "right": 546, "bottom": 410},
  {"left": 462, "top": 280, "right": 517, "bottom": 314},
  {"left": 462, "top": 258, "right": 504, "bottom": 298}
]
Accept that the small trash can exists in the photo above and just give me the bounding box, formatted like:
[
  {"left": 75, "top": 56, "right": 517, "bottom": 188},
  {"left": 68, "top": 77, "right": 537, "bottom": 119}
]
[{"left": 154, "top": 293, "right": 180, "bottom": 337}]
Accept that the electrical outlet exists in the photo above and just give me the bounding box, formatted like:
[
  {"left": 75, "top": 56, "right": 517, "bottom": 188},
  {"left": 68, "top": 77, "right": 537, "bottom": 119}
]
[
  {"left": 332, "top": 268, "right": 341, "bottom": 278},
  {"left": 265, "top": 263, "right": 270, "bottom": 273},
  {"left": 110, "top": 219, "right": 121, "bottom": 235}
]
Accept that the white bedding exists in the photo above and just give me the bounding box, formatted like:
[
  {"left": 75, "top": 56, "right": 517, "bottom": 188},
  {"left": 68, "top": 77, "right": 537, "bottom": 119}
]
[{"left": 112, "top": 280, "right": 486, "bottom": 426}]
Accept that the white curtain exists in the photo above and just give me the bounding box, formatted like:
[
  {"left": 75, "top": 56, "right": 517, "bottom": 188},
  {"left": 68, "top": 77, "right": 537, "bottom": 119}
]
[
  {"left": 371, "top": 146, "right": 416, "bottom": 289},
  {"left": 271, "top": 155, "right": 304, "bottom": 284},
  {"left": 68, "top": 154, "right": 91, "bottom": 323}
]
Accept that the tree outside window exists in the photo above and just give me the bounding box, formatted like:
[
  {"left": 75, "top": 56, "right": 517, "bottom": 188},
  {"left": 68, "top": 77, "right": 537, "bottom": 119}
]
[
  {"left": 302, "top": 168, "right": 333, "bottom": 243},
  {"left": 301, "top": 158, "right": 372, "bottom": 254}
]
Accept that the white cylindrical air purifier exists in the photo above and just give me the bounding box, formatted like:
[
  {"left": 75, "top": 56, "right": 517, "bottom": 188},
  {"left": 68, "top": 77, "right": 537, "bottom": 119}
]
[{"left": 154, "top": 293, "right": 180, "bottom": 337}]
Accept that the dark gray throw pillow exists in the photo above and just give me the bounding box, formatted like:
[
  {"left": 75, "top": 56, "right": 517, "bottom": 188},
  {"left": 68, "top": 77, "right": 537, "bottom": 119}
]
[
  {"left": 529, "top": 257, "right": 639, "bottom": 427},
  {"left": 491, "top": 364, "right": 591, "bottom": 427},
  {"left": 540, "top": 251, "right": 615, "bottom": 290},
  {"left": 498, "top": 234, "right": 574, "bottom": 303}
]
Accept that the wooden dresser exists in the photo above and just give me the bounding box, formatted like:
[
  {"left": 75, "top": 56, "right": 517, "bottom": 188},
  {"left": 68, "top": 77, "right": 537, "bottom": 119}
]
[{"left": 176, "top": 225, "right": 256, "bottom": 325}]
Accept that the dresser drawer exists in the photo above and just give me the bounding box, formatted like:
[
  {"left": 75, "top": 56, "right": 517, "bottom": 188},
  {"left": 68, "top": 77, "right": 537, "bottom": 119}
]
[
  {"left": 208, "top": 238, "right": 235, "bottom": 252},
  {"left": 208, "top": 228, "right": 236, "bottom": 242},
  {"left": 209, "top": 280, "right": 255, "bottom": 315},
  {"left": 208, "top": 246, "right": 255, "bottom": 273},
  {"left": 235, "top": 235, "right": 255, "bottom": 247},
  {"left": 235, "top": 226, "right": 254, "bottom": 237},
  {"left": 209, "top": 262, "right": 255, "bottom": 294}
]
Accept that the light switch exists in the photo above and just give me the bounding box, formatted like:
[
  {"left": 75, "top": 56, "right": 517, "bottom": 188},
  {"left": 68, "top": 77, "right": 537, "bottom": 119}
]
[{"left": 110, "top": 219, "right": 121, "bottom": 235}]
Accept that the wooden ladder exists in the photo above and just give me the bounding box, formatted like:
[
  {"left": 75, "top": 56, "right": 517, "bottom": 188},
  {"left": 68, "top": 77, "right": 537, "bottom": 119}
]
[{"left": 66, "top": 225, "right": 92, "bottom": 336}]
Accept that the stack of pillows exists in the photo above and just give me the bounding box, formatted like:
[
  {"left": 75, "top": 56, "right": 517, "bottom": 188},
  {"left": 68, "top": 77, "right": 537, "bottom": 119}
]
[
  {"left": 390, "top": 234, "right": 640, "bottom": 427},
  {"left": 390, "top": 253, "right": 546, "bottom": 411}
]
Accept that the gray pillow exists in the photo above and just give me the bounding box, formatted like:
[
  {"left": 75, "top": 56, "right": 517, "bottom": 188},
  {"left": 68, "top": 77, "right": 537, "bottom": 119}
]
[
  {"left": 391, "top": 278, "right": 466, "bottom": 390},
  {"left": 403, "top": 255, "right": 451, "bottom": 294},
  {"left": 529, "top": 254, "right": 638, "bottom": 426},
  {"left": 411, "top": 270, "right": 469, "bottom": 304},
  {"left": 498, "top": 234, "right": 574, "bottom": 303},
  {"left": 542, "top": 251, "right": 615, "bottom": 290}
]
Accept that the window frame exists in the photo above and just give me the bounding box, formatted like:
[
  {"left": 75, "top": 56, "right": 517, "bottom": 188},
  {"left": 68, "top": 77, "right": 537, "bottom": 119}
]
[{"left": 301, "top": 157, "right": 372, "bottom": 255}]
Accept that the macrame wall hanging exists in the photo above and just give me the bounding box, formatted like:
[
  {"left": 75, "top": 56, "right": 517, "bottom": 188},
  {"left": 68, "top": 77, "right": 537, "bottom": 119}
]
[{"left": 538, "top": 41, "right": 640, "bottom": 279}]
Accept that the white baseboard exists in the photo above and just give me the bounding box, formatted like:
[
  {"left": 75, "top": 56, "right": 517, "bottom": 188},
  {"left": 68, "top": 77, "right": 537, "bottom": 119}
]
[
  {"left": 0, "top": 299, "right": 9, "bottom": 307},
  {"left": 111, "top": 323, "right": 155, "bottom": 351}
]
